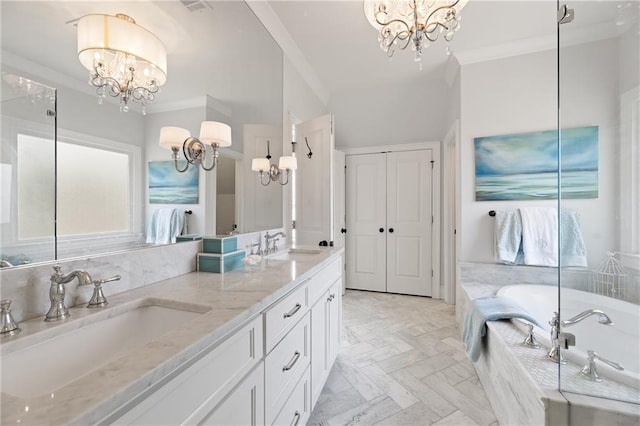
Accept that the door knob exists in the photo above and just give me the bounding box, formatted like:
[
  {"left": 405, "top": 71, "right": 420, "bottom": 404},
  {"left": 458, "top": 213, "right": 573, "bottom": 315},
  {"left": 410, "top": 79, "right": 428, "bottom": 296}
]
[
  {"left": 379, "top": 228, "right": 384, "bottom": 233},
  {"left": 389, "top": 228, "right": 394, "bottom": 233},
  {"left": 341, "top": 228, "right": 347, "bottom": 234}
]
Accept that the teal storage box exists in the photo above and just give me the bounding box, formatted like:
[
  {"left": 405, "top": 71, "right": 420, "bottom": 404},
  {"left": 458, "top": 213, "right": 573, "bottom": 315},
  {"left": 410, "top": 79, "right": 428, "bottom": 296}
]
[
  {"left": 203, "top": 235, "right": 238, "bottom": 254},
  {"left": 176, "top": 234, "right": 202, "bottom": 242},
  {"left": 197, "top": 249, "right": 245, "bottom": 273}
]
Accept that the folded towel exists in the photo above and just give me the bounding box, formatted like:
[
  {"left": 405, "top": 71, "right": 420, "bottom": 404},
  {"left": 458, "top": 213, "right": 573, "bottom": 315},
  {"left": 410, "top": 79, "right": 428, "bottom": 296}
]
[
  {"left": 520, "top": 207, "right": 558, "bottom": 267},
  {"left": 462, "top": 296, "right": 541, "bottom": 362},
  {"left": 494, "top": 209, "right": 523, "bottom": 264},
  {"left": 560, "top": 208, "right": 587, "bottom": 267}
]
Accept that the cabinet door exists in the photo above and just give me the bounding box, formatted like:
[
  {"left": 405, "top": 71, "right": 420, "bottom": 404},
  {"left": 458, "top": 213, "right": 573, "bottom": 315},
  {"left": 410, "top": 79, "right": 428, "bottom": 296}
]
[
  {"left": 199, "top": 363, "right": 264, "bottom": 426},
  {"left": 327, "top": 280, "right": 342, "bottom": 366},
  {"left": 310, "top": 292, "right": 328, "bottom": 407}
]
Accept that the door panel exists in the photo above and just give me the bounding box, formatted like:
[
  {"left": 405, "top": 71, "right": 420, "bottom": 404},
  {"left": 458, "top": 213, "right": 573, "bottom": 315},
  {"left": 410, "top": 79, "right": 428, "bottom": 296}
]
[
  {"left": 386, "top": 150, "right": 433, "bottom": 296},
  {"left": 295, "top": 114, "right": 334, "bottom": 245},
  {"left": 345, "top": 153, "right": 386, "bottom": 292}
]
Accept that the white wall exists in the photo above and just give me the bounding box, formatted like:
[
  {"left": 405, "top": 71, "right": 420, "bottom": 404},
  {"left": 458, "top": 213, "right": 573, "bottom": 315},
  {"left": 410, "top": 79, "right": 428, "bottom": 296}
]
[
  {"left": 459, "top": 39, "right": 619, "bottom": 267},
  {"left": 329, "top": 76, "right": 450, "bottom": 149}
]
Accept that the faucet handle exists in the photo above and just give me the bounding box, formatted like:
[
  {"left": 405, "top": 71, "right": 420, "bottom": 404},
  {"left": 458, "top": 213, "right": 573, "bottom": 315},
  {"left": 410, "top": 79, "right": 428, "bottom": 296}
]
[
  {"left": 581, "top": 350, "right": 624, "bottom": 382},
  {"left": 86, "top": 275, "right": 120, "bottom": 308},
  {"left": 1, "top": 299, "right": 21, "bottom": 336}
]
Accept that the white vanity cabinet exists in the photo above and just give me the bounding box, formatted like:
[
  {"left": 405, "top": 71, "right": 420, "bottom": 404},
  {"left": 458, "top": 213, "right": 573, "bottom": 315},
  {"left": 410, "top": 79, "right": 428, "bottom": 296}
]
[
  {"left": 308, "top": 258, "right": 343, "bottom": 407},
  {"left": 104, "top": 253, "right": 343, "bottom": 426},
  {"left": 310, "top": 277, "right": 342, "bottom": 406},
  {"left": 108, "top": 316, "right": 264, "bottom": 425}
]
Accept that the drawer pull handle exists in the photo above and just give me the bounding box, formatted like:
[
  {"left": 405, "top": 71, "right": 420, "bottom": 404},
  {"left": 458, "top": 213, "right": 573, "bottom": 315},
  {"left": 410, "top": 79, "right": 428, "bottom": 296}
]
[
  {"left": 283, "top": 303, "right": 301, "bottom": 319},
  {"left": 291, "top": 410, "right": 301, "bottom": 426},
  {"left": 283, "top": 351, "right": 301, "bottom": 372}
]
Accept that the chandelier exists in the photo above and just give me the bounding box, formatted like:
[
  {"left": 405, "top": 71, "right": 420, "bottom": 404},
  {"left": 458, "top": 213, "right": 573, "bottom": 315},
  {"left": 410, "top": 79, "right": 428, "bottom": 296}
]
[
  {"left": 251, "top": 141, "right": 298, "bottom": 186},
  {"left": 364, "top": 0, "right": 468, "bottom": 63},
  {"left": 77, "top": 13, "right": 167, "bottom": 114}
]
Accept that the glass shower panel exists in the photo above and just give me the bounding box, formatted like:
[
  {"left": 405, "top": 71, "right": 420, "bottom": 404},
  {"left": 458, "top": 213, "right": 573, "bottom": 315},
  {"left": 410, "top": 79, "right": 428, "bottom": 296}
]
[
  {"left": 0, "top": 72, "right": 57, "bottom": 266},
  {"left": 558, "top": 1, "right": 639, "bottom": 405}
]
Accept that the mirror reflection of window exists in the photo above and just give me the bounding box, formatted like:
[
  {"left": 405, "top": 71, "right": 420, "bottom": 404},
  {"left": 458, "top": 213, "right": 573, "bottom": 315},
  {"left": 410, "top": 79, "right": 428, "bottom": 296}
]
[
  {"left": 56, "top": 141, "right": 129, "bottom": 236},
  {"left": 17, "top": 134, "right": 54, "bottom": 239}
]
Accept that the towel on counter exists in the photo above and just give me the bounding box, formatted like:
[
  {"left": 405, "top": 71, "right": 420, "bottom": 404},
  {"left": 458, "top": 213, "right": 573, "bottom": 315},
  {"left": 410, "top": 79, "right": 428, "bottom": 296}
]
[
  {"left": 494, "top": 209, "right": 523, "bottom": 264},
  {"left": 559, "top": 208, "right": 588, "bottom": 267},
  {"left": 520, "top": 207, "right": 558, "bottom": 267},
  {"left": 146, "top": 208, "right": 186, "bottom": 244},
  {"left": 462, "top": 296, "right": 542, "bottom": 362}
]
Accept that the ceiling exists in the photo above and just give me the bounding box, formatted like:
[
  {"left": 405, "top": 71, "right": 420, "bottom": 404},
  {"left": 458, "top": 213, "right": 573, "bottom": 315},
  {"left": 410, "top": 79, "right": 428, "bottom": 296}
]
[{"left": 1, "top": 1, "right": 630, "bottom": 110}]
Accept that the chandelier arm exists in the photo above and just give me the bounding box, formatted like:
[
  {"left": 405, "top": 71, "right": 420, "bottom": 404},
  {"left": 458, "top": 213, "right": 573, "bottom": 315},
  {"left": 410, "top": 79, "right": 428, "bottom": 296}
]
[
  {"left": 173, "top": 157, "right": 190, "bottom": 173},
  {"left": 200, "top": 144, "right": 220, "bottom": 171},
  {"left": 259, "top": 172, "right": 271, "bottom": 186},
  {"left": 278, "top": 170, "right": 290, "bottom": 186}
]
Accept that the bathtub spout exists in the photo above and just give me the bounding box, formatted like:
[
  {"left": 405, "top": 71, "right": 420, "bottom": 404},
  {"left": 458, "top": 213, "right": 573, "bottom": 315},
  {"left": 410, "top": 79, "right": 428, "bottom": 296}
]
[{"left": 561, "top": 309, "right": 614, "bottom": 327}]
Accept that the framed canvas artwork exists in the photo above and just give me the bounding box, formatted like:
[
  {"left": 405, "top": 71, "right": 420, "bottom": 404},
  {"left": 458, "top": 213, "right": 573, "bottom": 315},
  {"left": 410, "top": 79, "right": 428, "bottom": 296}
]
[{"left": 474, "top": 126, "right": 598, "bottom": 201}]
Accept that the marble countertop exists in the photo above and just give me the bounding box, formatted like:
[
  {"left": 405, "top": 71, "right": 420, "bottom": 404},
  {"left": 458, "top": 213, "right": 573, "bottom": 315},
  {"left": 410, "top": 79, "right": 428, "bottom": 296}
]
[{"left": 0, "top": 246, "right": 344, "bottom": 425}]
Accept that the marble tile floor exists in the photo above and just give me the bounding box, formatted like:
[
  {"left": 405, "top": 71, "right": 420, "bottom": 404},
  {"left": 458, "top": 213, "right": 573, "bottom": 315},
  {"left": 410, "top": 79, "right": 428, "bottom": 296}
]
[{"left": 308, "top": 290, "right": 499, "bottom": 426}]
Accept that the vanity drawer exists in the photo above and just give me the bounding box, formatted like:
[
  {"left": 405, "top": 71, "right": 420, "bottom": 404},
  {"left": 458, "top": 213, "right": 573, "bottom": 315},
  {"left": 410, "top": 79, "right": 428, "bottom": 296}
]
[
  {"left": 270, "top": 365, "right": 311, "bottom": 426},
  {"left": 265, "top": 312, "right": 310, "bottom": 424},
  {"left": 264, "top": 281, "right": 309, "bottom": 352},
  {"left": 307, "top": 257, "right": 342, "bottom": 304}
]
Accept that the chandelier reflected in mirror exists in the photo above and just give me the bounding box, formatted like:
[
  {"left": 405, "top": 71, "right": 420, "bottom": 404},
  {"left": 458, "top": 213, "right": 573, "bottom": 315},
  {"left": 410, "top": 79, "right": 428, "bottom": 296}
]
[
  {"left": 364, "top": 0, "right": 468, "bottom": 63},
  {"left": 77, "top": 13, "right": 167, "bottom": 114}
]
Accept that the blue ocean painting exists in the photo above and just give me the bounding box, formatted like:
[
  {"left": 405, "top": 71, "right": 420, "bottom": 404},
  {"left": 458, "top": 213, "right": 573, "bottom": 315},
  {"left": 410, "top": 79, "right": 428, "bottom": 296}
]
[
  {"left": 474, "top": 126, "right": 598, "bottom": 201},
  {"left": 148, "top": 161, "right": 199, "bottom": 204}
]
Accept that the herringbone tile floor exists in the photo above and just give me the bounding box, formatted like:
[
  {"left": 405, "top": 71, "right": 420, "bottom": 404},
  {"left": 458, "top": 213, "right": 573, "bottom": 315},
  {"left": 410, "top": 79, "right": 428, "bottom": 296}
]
[{"left": 308, "top": 290, "right": 499, "bottom": 426}]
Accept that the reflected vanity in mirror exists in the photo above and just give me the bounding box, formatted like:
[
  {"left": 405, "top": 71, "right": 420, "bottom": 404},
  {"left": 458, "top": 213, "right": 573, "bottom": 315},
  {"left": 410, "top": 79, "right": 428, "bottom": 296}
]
[{"left": 0, "top": 1, "right": 284, "bottom": 268}]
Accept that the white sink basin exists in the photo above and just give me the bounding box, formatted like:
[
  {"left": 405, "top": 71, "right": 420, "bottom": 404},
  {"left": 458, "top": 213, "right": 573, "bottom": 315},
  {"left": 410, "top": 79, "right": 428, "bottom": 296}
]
[
  {"left": 1, "top": 300, "right": 208, "bottom": 398},
  {"left": 268, "top": 248, "right": 323, "bottom": 261}
]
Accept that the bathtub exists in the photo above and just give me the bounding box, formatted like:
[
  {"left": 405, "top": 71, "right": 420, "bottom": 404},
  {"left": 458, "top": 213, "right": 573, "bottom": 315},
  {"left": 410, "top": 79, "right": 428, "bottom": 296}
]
[{"left": 497, "top": 284, "right": 640, "bottom": 387}]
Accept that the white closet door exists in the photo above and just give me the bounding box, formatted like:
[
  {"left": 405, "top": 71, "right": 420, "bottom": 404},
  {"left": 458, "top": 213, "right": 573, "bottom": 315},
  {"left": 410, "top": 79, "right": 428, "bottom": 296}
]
[
  {"left": 386, "top": 150, "right": 433, "bottom": 296},
  {"left": 295, "top": 114, "right": 334, "bottom": 245},
  {"left": 345, "top": 153, "right": 387, "bottom": 292}
]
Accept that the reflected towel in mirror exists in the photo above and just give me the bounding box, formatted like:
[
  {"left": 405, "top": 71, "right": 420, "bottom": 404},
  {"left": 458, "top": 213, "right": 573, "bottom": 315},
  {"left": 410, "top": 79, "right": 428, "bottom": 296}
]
[{"left": 146, "top": 208, "right": 186, "bottom": 244}]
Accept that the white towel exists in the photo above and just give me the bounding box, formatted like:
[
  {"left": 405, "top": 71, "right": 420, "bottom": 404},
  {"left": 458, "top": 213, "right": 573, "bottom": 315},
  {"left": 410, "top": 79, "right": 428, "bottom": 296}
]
[
  {"left": 520, "top": 207, "right": 558, "bottom": 267},
  {"left": 146, "top": 208, "right": 185, "bottom": 244},
  {"left": 494, "top": 209, "right": 522, "bottom": 264},
  {"left": 560, "top": 209, "right": 588, "bottom": 267}
]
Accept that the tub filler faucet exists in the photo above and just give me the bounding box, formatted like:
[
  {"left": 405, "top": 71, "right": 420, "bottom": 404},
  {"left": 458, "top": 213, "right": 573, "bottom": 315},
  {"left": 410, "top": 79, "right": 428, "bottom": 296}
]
[{"left": 547, "top": 309, "right": 614, "bottom": 363}]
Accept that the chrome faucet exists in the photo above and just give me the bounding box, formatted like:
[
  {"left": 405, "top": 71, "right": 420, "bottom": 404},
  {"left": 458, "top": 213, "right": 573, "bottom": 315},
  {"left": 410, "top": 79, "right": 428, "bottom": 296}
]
[
  {"left": 562, "top": 309, "right": 614, "bottom": 327},
  {"left": 45, "top": 266, "right": 93, "bottom": 322},
  {"left": 45, "top": 266, "right": 121, "bottom": 320},
  {"left": 0, "top": 299, "right": 20, "bottom": 336},
  {"left": 264, "top": 231, "right": 286, "bottom": 254}
]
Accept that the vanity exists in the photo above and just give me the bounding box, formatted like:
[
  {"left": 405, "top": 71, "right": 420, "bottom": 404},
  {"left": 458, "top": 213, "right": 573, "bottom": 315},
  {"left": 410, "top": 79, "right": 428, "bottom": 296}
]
[{"left": 0, "top": 246, "right": 344, "bottom": 425}]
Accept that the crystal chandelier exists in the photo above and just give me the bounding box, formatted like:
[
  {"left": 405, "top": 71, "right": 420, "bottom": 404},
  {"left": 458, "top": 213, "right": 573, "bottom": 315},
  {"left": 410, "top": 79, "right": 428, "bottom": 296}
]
[
  {"left": 364, "top": 0, "right": 468, "bottom": 63},
  {"left": 77, "top": 13, "right": 167, "bottom": 114}
]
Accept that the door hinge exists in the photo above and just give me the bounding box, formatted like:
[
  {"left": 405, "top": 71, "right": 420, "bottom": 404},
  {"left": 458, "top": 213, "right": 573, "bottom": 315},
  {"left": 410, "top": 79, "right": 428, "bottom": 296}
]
[
  {"left": 292, "top": 220, "right": 296, "bottom": 229},
  {"left": 454, "top": 229, "right": 457, "bottom": 235},
  {"left": 431, "top": 269, "right": 434, "bottom": 278},
  {"left": 432, "top": 216, "right": 434, "bottom": 224}
]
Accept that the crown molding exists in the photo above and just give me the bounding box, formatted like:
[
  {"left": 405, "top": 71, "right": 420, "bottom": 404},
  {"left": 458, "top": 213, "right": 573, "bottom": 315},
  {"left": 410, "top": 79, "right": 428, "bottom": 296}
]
[
  {"left": 147, "top": 95, "right": 233, "bottom": 116},
  {"left": 454, "top": 21, "right": 620, "bottom": 65},
  {"left": 246, "top": 0, "right": 330, "bottom": 106}
]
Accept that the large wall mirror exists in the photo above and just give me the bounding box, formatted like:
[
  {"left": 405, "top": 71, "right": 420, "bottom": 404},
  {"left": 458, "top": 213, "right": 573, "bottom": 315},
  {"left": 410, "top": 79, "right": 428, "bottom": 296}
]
[{"left": 0, "top": 1, "right": 284, "bottom": 268}]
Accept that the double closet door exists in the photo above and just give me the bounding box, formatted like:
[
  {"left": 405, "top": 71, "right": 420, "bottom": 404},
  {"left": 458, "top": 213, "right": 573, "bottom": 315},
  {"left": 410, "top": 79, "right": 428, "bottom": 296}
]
[{"left": 345, "top": 150, "right": 434, "bottom": 297}]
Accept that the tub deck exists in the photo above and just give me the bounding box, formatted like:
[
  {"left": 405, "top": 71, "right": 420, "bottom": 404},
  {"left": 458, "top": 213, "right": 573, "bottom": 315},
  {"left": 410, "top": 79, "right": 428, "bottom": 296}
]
[{"left": 458, "top": 262, "right": 640, "bottom": 425}]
